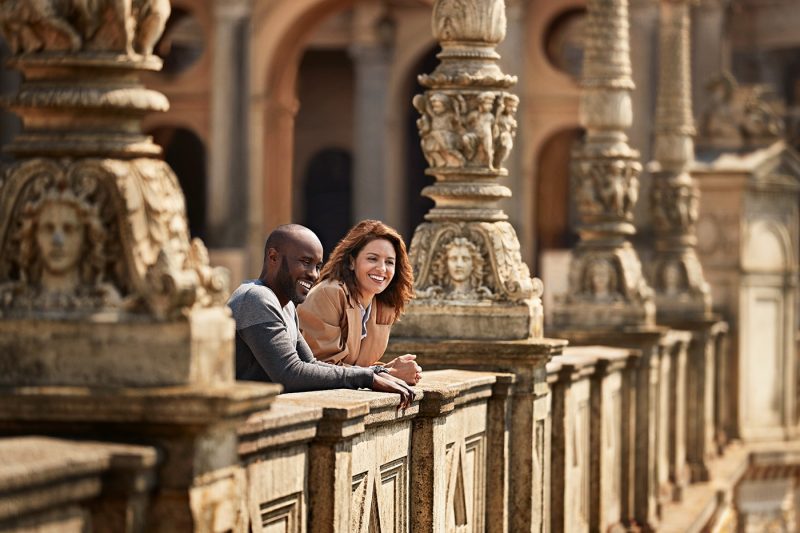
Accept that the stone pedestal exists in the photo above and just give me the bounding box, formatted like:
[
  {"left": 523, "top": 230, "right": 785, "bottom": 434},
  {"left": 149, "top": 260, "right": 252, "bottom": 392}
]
[
  {"left": 694, "top": 141, "right": 800, "bottom": 441},
  {"left": 387, "top": 337, "right": 564, "bottom": 533}
]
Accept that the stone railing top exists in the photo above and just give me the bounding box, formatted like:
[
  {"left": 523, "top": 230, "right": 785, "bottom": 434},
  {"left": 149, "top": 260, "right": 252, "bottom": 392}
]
[
  {"left": 659, "top": 329, "right": 693, "bottom": 347},
  {"left": 238, "top": 401, "right": 323, "bottom": 457},
  {"left": 0, "top": 382, "right": 280, "bottom": 426},
  {"left": 387, "top": 337, "right": 566, "bottom": 367},
  {"left": 0, "top": 437, "right": 157, "bottom": 521},
  {"left": 414, "top": 369, "right": 496, "bottom": 416},
  {"left": 280, "top": 388, "right": 421, "bottom": 441},
  {"left": 563, "top": 345, "right": 640, "bottom": 373},
  {"left": 546, "top": 352, "right": 598, "bottom": 383}
]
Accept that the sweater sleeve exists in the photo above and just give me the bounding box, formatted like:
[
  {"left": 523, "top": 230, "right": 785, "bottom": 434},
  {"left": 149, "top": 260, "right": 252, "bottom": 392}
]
[
  {"left": 237, "top": 319, "right": 374, "bottom": 393},
  {"left": 297, "top": 283, "right": 353, "bottom": 364}
]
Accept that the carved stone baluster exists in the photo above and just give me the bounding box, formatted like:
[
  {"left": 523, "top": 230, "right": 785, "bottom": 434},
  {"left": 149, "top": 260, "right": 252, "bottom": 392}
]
[
  {"left": 394, "top": 0, "right": 543, "bottom": 341},
  {"left": 551, "top": 0, "right": 655, "bottom": 329},
  {"left": 649, "top": 0, "right": 711, "bottom": 320}
]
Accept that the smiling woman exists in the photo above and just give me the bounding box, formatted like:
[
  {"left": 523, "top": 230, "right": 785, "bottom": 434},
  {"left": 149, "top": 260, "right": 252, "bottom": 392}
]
[{"left": 297, "top": 219, "right": 423, "bottom": 385}]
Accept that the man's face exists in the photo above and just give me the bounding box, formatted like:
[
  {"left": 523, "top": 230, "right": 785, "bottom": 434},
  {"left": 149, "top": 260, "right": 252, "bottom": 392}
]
[{"left": 270, "top": 230, "right": 323, "bottom": 306}]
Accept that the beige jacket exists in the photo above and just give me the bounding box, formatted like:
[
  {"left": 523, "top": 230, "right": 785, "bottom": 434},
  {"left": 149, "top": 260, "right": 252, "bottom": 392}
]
[{"left": 297, "top": 279, "right": 396, "bottom": 367}]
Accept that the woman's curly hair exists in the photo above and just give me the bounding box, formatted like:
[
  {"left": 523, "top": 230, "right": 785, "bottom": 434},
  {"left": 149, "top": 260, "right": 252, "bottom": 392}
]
[{"left": 319, "top": 220, "right": 413, "bottom": 320}]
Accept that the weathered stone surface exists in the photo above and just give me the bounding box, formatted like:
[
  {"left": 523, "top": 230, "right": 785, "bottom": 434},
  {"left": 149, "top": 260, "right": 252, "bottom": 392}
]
[
  {"left": 388, "top": 337, "right": 563, "bottom": 532},
  {"left": 0, "top": 437, "right": 157, "bottom": 533},
  {"left": 0, "top": 307, "right": 234, "bottom": 387},
  {"left": 694, "top": 141, "right": 800, "bottom": 442},
  {"left": 552, "top": 0, "right": 655, "bottom": 330},
  {"left": 398, "top": 0, "right": 543, "bottom": 340}
]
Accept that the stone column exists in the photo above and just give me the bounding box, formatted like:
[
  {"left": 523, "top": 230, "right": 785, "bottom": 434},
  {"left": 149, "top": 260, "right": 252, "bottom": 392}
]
[
  {"left": 649, "top": 0, "right": 711, "bottom": 320},
  {"left": 551, "top": 0, "right": 655, "bottom": 329},
  {"left": 350, "top": 42, "right": 392, "bottom": 222},
  {"left": 209, "top": 0, "right": 251, "bottom": 247},
  {"left": 392, "top": 0, "right": 544, "bottom": 341},
  {"left": 648, "top": 0, "right": 727, "bottom": 483}
]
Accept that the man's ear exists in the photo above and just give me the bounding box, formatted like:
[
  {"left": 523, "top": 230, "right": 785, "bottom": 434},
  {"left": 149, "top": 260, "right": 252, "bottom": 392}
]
[{"left": 267, "top": 247, "right": 280, "bottom": 264}]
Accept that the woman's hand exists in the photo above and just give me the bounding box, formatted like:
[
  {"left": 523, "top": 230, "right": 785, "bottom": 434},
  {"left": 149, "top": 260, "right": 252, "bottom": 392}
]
[
  {"left": 371, "top": 373, "right": 415, "bottom": 409},
  {"left": 385, "top": 354, "right": 422, "bottom": 385}
]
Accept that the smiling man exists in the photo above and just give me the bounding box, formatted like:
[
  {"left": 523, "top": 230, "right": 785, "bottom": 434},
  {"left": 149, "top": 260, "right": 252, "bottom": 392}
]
[{"left": 227, "top": 224, "right": 414, "bottom": 406}]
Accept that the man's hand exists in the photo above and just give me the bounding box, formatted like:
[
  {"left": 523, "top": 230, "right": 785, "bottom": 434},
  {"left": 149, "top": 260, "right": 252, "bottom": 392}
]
[
  {"left": 385, "top": 354, "right": 422, "bottom": 385},
  {"left": 372, "top": 373, "right": 415, "bottom": 409}
]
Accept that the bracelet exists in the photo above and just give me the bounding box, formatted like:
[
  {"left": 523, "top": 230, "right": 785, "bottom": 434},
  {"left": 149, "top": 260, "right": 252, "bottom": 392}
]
[{"left": 371, "top": 365, "right": 389, "bottom": 375}]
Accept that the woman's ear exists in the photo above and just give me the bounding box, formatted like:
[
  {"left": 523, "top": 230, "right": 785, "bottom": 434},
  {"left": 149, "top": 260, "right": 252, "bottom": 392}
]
[{"left": 349, "top": 255, "right": 355, "bottom": 270}]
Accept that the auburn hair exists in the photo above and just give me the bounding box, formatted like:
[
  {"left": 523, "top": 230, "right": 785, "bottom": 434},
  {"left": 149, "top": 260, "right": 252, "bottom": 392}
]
[{"left": 319, "top": 220, "right": 413, "bottom": 320}]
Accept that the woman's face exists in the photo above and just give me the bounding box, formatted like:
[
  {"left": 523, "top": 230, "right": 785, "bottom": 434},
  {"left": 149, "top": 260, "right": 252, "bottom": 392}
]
[
  {"left": 35, "top": 201, "right": 84, "bottom": 275},
  {"left": 447, "top": 245, "right": 473, "bottom": 283},
  {"left": 351, "top": 238, "right": 396, "bottom": 303}
]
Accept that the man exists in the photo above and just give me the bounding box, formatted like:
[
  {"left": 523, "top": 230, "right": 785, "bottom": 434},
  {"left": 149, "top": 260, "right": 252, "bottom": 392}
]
[{"left": 228, "top": 224, "right": 414, "bottom": 408}]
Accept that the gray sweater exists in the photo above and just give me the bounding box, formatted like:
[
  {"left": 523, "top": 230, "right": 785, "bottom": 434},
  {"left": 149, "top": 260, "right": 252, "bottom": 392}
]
[{"left": 227, "top": 280, "right": 374, "bottom": 392}]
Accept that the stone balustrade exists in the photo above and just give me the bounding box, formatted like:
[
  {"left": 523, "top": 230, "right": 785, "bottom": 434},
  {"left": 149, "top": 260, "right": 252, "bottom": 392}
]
[
  {"left": 237, "top": 369, "right": 499, "bottom": 533},
  {"left": 0, "top": 437, "right": 157, "bottom": 533}
]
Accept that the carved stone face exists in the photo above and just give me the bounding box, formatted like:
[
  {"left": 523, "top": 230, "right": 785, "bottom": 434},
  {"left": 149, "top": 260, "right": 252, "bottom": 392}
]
[
  {"left": 35, "top": 201, "right": 84, "bottom": 276},
  {"left": 588, "top": 260, "right": 613, "bottom": 296},
  {"left": 430, "top": 98, "right": 446, "bottom": 115},
  {"left": 447, "top": 244, "right": 474, "bottom": 284},
  {"left": 662, "top": 262, "right": 682, "bottom": 294}
]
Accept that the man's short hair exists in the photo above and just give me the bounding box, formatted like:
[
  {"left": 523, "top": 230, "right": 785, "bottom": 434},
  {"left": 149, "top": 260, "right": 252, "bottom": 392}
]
[{"left": 263, "top": 224, "right": 312, "bottom": 262}]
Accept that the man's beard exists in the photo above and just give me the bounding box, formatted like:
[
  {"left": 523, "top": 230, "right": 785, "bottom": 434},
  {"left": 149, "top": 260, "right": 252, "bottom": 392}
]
[{"left": 275, "top": 256, "right": 301, "bottom": 305}]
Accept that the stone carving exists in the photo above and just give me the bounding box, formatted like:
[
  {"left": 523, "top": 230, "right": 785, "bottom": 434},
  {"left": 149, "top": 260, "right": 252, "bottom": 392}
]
[
  {"left": 410, "top": 221, "right": 539, "bottom": 303},
  {"left": 647, "top": 0, "right": 711, "bottom": 319},
  {"left": 552, "top": 0, "right": 655, "bottom": 328},
  {"left": 414, "top": 92, "right": 466, "bottom": 168},
  {"left": 573, "top": 156, "right": 641, "bottom": 219},
  {"left": 414, "top": 90, "right": 520, "bottom": 171},
  {"left": 493, "top": 94, "right": 518, "bottom": 169},
  {"left": 0, "top": 167, "right": 121, "bottom": 312},
  {"left": 432, "top": 0, "right": 506, "bottom": 44},
  {"left": 0, "top": 159, "right": 227, "bottom": 318},
  {"left": 699, "top": 71, "right": 785, "bottom": 148},
  {"left": 651, "top": 181, "right": 699, "bottom": 232},
  {"left": 398, "top": 0, "right": 541, "bottom": 340},
  {"left": 0, "top": 0, "right": 171, "bottom": 56}
]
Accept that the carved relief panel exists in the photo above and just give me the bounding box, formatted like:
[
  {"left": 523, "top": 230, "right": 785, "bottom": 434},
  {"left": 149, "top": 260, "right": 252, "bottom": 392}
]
[
  {"left": 350, "top": 422, "right": 412, "bottom": 532},
  {"left": 443, "top": 401, "right": 487, "bottom": 533}
]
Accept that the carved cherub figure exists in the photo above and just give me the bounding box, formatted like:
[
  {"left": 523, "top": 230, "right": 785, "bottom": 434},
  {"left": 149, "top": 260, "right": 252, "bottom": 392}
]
[
  {"left": 493, "top": 94, "right": 518, "bottom": 168},
  {"left": 414, "top": 92, "right": 465, "bottom": 168},
  {"left": 0, "top": 0, "right": 83, "bottom": 53},
  {"left": 463, "top": 92, "right": 496, "bottom": 168}
]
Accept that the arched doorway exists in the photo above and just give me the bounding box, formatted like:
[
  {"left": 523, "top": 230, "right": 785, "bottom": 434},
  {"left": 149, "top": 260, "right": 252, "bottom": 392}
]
[
  {"left": 303, "top": 148, "right": 353, "bottom": 257},
  {"left": 534, "top": 128, "right": 582, "bottom": 273},
  {"left": 149, "top": 126, "right": 208, "bottom": 240}
]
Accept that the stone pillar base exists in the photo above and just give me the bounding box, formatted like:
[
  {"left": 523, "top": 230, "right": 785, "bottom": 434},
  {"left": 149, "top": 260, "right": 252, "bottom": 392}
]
[
  {"left": 392, "top": 298, "right": 542, "bottom": 340},
  {"left": 0, "top": 307, "right": 234, "bottom": 387}
]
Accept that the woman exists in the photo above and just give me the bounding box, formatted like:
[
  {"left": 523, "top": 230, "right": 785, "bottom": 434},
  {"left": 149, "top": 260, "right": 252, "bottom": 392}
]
[{"left": 297, "top": 220, "right": 422, "bottom": 385}]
